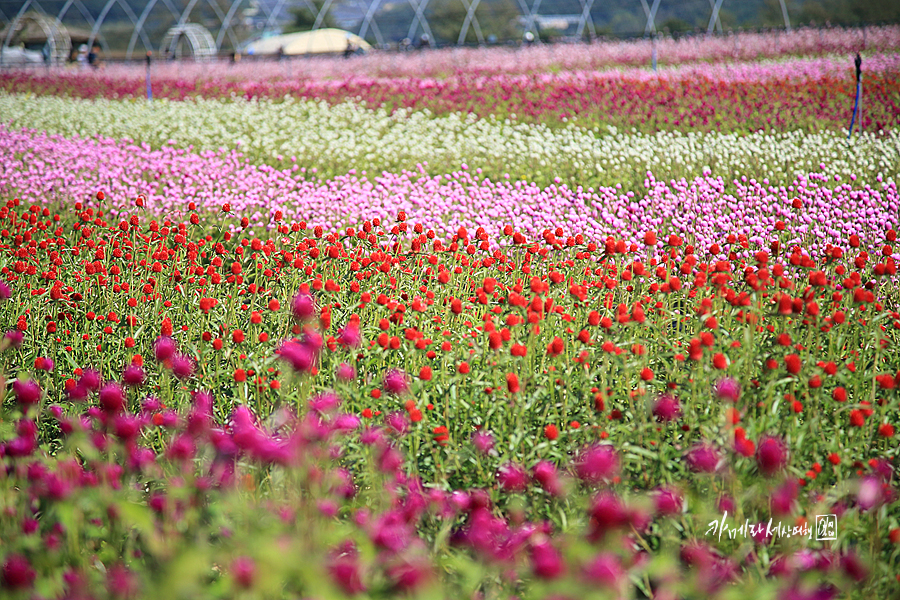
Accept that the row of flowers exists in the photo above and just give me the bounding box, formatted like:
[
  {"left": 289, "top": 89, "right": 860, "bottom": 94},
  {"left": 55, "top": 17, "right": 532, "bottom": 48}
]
[
  {"left": 2, "top": 52, "right": 898, "bottom": 133},
  {"left": 3, "top": 93, "right": 898, "bottom": 192},
  {"left": 1, "top": 125, "right": 897, "bottom": 263}
]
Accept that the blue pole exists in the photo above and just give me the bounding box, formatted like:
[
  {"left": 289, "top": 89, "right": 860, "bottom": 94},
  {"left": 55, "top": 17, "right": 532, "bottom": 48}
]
[
  {"left": 145, "top": 51, "right": 152, "bottom": 101},
  {"left": 847, "top": 53, "right": 861, "bottom": 140}
]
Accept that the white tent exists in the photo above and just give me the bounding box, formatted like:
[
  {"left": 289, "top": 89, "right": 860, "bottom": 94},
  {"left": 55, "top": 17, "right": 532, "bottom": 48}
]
[{"left": 245, "top": 28, "right": 371, "bottom": 56}]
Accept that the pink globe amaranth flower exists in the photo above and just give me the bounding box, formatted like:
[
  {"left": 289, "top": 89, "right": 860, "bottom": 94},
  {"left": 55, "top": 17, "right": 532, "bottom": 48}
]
[
  {"left": 34, "top": 356, "right": 53, "bottom": 371},
  {"left": 588, "top": 491, "right": 629, "bottom": 540},
  {"left": 857, "top": 476, "right": 884, "bottom": 511},
  {"left": 336, "top": 362, "right": 356, "bottom": 381},
  {"left": 652, "top": 394, "right": 681, "bottom": 422},
  {"left": 685, "top": 443, "right": 722, "bottom": 473},
  {"left": 0, "top": 280, "right": 11, "bottom": 300},
  {"left": 386, "top": 557, "right": 430, "bottom": 593},
  {"left": 112, "top": 415, "right": 142, "bottom": 442},
  {"left": 2, "top": 553, "right": 35, "bottom": 590},
  {"left": 653, "top": 486, "right": 684, "bottom": 515},
  {"left": 582, "top": 552, "right": 625, "bottom": 588},
  {"left": 471, "top": 430, "right": 495, "bottom": 455},
  {"left": 840, "top": 551, "right": 868, "bottom": 582},
  {"left": 121, "top": 364, "right": 145, "bottom": 387},
  {"left": 12, "top": 379, "right": 41, "bottom": 406},
  {"left": 310, "top": 392, "right": 341, "bottom": 414},
  {"left": 530, "top": 540, "right": 564, "bottom": 579},
  {"left": 756, "top": 435, "right": 788, "bottom": 477},
  {"left": 328, "top": 550, "right": 366, "bottom": 595},
  {"left": 497, "top": 462, "right": 529, "bottom": 492},
  {"left": 170, "top": 354, "right": 194, "bottom": 380},
  {"left": 383, "top": 369, "right": 409, "bottom": 395},
  {"left": 232, "top": 556, "right": 256, "bottom": 589},
  {"left": 291, "top": 290, "right": 316, "bottom": 321},
  {"left": 153, "top": 336, "right": 176, "bottom": 362},
  {"left": 332, "top": 413, "right": 361, "bottom": 433},
  {"left": 715, "top": 377, "right": 742, "bottom": 402},
  {"left": 80, "top": 369, "right": 101, "bottom": 390},
  {"left": 277, "top": 338, "right": 317, "bottom": 374},
  {"left": 359, "top": 427, "right": 383, "bottom": 446},
  {"left": 98, "top": 382, "right": 126, "bottom": 414},
  {"left": 574, "top": 443, "right": 620, "bottom": 485},
  {"left": 771, "top": 479, "right": 798, "bottom": 516},
  {"left": 338, "top": 321, "right": 362, "bottom": 347},
  {"left": 533, "top": 460, "right": 562, "bottom": 496},
  {"left": 385, "top": 411, "right": 409, "bottom": 436},
  {"left": 3, "top": 330, "right": 23, "bottom": 349}
]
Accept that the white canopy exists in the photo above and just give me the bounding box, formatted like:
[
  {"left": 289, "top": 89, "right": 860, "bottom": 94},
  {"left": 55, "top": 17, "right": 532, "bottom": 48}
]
[{"left": 245, "top": 28, "right": 372, "bottom": 56}]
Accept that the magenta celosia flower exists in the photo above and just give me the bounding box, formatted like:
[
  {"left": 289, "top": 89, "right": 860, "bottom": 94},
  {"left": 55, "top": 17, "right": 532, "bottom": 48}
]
[
  {"left": 121, "top": 364, "right": 145, "bottom": 387},
  {"left": 98, "top": 382, "right": 126, "bottom": 414},
  {"left": 756, "top": 435, "right": 788, "bottom": 477},
  {"left": 382, "top": 369, "right": 409, "bottom": 395},
  {"left": 651, "top": 394, "right": 681, "bottom": 422},
  {"left": 497, "top": 462, "right": 529, "bottom": 492},
  {"left": 2, "top": 553, "right": 35, "bottom": 590},
  {"left": 153, "top": 336, "right": 176, "bottom": 362},
  {"left": 12, "top": 379, "right": 41, "bottom": 406},
  {"left": 170, "top": 354, "right": 194, "bottom": 380},
  {"left": 715, "top": 377, "right": 742, "bottom": 402},
  {"left": 471, "top": 430, "right": 495, "bottom": 455},
  {"left": 685, "top": 443, "right": 722, "bottom": 473},
  {"left": 291, "top": 290, "right": 316, "bottom": 321},
  {"left": 574, "top": 444, "right": 620, "bottom": 485}
]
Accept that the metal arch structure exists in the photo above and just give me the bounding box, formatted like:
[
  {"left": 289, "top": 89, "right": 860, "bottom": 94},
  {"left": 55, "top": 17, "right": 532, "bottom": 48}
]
[
  {"left": 55, "top": 0, "right": 112, "bottom": 54},
  {"left": 125, "top": 0, "right": 181, "bottom": 59},
  {"left": 356, "top": 0, "right": 385, "bottom": 47},
  {"left": 406, "top": 0, "right": 437, "bottom": 44},
  {"left": 0, "top": 0, "right": 799, "bottom": 59},
  {"left": 161, "top": 23, "right": 217, "bottom": 59},
  {"left": 457, "top": 0, "right": 484, "bottom": 45},
  {"left": 85, "top": 0, "right": 151, "bottom": 59},
  {"left": 1, "top": 7, "right": 71, "bottom": 63}
]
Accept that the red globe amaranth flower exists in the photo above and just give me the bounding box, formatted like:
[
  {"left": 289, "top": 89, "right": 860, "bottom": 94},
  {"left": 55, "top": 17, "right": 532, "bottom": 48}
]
[
  {"left": 544, "top": 424, "right": 559, "bottom": 440},
  {"left": 756, "top": 435, "right": 788, "bottom": 477},
  {"left": 506, "top": 372, "right": 520, "bottom": 393},
  {"left": 784, "top": 354, "right": 802, "bottom": 375}
]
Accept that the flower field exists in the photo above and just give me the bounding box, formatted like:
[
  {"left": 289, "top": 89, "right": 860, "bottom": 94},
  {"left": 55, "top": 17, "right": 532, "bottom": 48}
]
[{"left": 1, "top": 30, "right": 900, "bottom": 600}]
